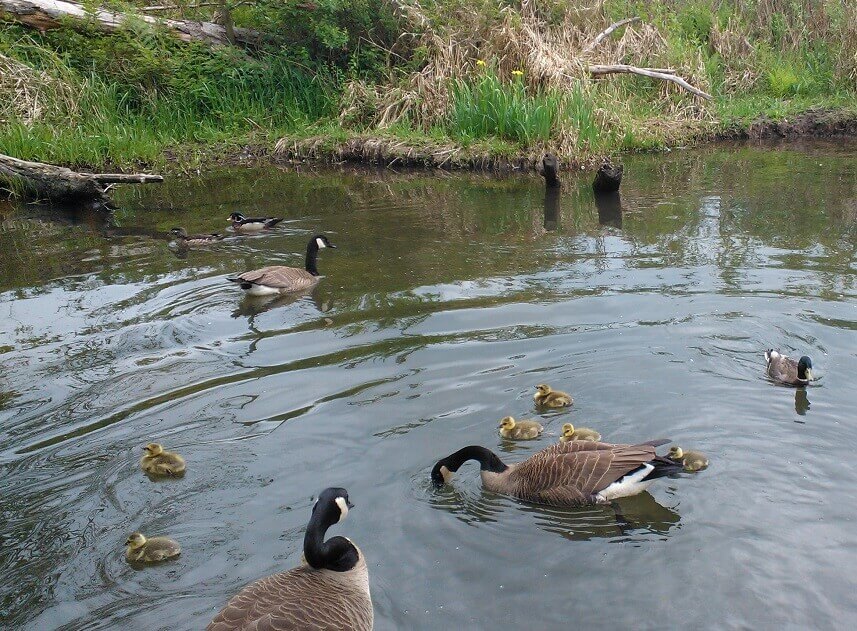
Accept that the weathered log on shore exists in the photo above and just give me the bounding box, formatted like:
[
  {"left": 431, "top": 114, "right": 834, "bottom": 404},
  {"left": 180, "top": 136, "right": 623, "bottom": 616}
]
[
  {"left": 0, "top": 0, "right": 263, "bottom": 48},
  {"left": 0, "top": 153, "right": 162, "bottom": 203},
  {"left": 592, "top": 160, "right": 623, "bottom": 193}
]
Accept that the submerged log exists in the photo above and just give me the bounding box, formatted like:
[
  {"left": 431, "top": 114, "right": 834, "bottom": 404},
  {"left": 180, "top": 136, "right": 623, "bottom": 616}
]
[
  {"left": 0, "top": 153, "right": 162, "bottom": 203},
  {"left": 0, "top": 0, "right": 263, "bottom": 48},
  {"left": 541, "top": 153, "right": 561, "bottom": 188},
  {"left": 592, "top": 160, "right": 623, "bottom": 193}
]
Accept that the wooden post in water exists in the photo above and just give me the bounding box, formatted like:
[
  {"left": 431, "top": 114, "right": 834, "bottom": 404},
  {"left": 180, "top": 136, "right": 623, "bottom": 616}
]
[{"left": 592, "top": 159, "right": 623, "bottom": 193}]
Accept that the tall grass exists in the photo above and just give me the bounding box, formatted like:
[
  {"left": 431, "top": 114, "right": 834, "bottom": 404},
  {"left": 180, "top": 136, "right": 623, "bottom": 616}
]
[
  {"left": 0, "top": 27, "right": 338, "bottom": 167},
  {"left": 448, "top": 69, "right": 606, "bottom": 151}
]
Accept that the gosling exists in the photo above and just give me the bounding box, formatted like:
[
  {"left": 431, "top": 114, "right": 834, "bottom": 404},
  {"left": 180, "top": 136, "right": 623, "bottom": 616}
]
[
  {"left": 498, "top": 416, "right": 543, "bottom": 440},
  {"left": 668, "top": 446, "right": 709, "bottom": 472},
  {"left": 125, "top": 532, "right": 181, "bottom": 563},
  {"left": 559, "top": 423, "right": 601, "bottom": 442},
  {"left": 533, "top": 384, "right": 573, "bottom": 408},
  {"left": 140, "top": 443, "right": 185, "bottom": 476}
]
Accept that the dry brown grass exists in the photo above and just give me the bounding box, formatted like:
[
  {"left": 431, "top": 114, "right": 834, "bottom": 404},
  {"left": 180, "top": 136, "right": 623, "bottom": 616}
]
[
  {"left": 359, "top": 0, "right": 714, "bottom": 137},
  {"left": 0, "top": 51, "right": 80, "bottom": 126}
]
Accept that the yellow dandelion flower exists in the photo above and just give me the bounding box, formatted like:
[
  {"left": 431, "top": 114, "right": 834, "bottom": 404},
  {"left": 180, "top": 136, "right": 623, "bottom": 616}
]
[
  {"left": 511, "top": 70, "right": 524, "bottom": 76},
  {"left": 475, "top": 59, "right": 486, "bottom": 67}
]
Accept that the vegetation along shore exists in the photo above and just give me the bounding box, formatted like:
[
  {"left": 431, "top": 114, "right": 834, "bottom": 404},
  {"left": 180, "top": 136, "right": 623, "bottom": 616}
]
[{"left": 0, "top": 0, "right": 855, "bottom": 174}]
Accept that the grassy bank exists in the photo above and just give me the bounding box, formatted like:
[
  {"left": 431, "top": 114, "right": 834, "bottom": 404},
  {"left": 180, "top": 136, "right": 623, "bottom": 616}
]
[{"left": 0, "top": 1, "right": 855, "bottom": 172}]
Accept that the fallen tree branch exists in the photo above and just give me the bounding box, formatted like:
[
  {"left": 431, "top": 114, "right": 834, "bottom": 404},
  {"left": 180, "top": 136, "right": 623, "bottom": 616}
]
[
  {"left": 0, "top": 0, "right": 264, "bottom": 48},
  {"left": 588, "top": 64, "right": 713, "bottom": 100},
  {"left": 0, "top": 153, "right": 163, "bottom": 203},
  {"left": 582, "top": 17, "right": 640, "bottom": 53}
]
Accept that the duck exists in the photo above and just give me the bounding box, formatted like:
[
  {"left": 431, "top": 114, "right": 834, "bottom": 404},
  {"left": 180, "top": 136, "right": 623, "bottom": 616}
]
[
  {"left": 140, "top": 442, "right": 186, "bottom": 476},
  {"left": 765, "top": 350, "right": 814, "bottom": 386},
  {"left": 498, "top": 416, "right": 543, "bottom": 440},
  {"left": 533, "top": 384, "right": 573, "bottom": 408},
  {"left": 227, "top": 234, "right": 336, "bottom": 296},
  {"left": 431, "top": 439, "right": 682, "bottom": 507},
  {"left": 207, "top": 487, "right": 372, "bottom": 631},
  {"left": 559, "top": 422, "right": 601, "bottom": 442},
  {"left": 125, "top": 532, "right": 181, "bottom": 563},
  {"left": 169, "top": 227, "right": 223, "bottom": 246},
  {"left": 229, "top": 212, "right": 284, "bottom": 232},
  {"left": 667, "top": 446, "right": 709, "bottom": 472}
]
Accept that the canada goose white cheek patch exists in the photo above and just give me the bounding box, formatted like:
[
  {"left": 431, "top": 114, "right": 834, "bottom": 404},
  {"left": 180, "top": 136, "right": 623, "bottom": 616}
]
[
  {"left": 316, "top": 237, "right": 327, "bottom": 249},
  {"left": 335, "top": 496, "right": 349, "bottom": 522},
  {"left": 440, "top": 465, "right": 453, "bottom": 483}
]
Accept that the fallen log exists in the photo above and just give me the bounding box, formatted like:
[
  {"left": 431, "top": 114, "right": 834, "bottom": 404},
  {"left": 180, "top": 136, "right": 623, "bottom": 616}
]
[
  {"left": 0, "top": 0, "right": 263, "bottom": 48},
  {"left": 0, "top": 153, "right": 163, "bottom": 203},
  {"left": 588, "top": 64, "right": 713, "bottom": 100}
]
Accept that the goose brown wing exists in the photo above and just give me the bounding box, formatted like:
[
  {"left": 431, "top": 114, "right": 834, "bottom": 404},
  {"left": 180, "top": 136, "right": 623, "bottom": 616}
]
[
  {"left": 207, "top": 566, "right": 372, "bottom": 631},
  {"left": 509, "top": 441, "right": 659, "bottom": 505},
  {"left": 237, "top": 266, "right": 317, "bottom": 290}
]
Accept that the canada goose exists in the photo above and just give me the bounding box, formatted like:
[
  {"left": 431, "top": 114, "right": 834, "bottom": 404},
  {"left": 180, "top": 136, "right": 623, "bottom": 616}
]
[
  {"left": 667, "top": 447, "right": 709, "bottom": 472},
  {"left": 208, "top": 487, "right": 372, "bottom": 631},
  {"left": 431, "top": 439, "right": 681, "bottom": 507},
  {"left": 498, "top": 416, "right": 543, "bottom": 440},
  {"left": 169, "top": 227, "right": 223, "bottom": 246},
  {"left": 533, "top": 384, "right": 573, "bottom": 408},
  {"left": 125, "top": 532, "right": 181, "bottom": 563},
  {"left": 140, "top": 443, "right": 185, "bottom": 476},
  {"left": 559, "top": 423, "right": 601, "bottom": 442},
  {"left": 765, "top": 350, "right": 814, "bottom": 386},
  {"left": 229, "top": 212, "right": 284, "bottom": 232},
  {"left": 227, "top": 235, "right": 336, "bottom": 296}
]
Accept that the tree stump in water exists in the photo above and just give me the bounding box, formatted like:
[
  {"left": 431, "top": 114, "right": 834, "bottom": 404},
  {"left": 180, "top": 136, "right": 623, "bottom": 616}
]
[
  {"left": 541, "top": 153, "right": 561, "bottom": 188},
  {"left": 0, "top": 153, "right": 162, "bottom": 204},
  {"left": 592, "top": 160, "right": 623, "bottom": 193}
]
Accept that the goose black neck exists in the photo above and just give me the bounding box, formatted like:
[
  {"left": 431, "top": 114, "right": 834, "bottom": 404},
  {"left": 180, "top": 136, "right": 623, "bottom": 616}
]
[
  {"left": 303, "top": 508, "right": 358, "bottom": 572},
  {"left": 304, "top": 239, "right": 320, "bottom": 276},
  {"left": 433, "top": 446, "right": 508, "bottom": 481}
]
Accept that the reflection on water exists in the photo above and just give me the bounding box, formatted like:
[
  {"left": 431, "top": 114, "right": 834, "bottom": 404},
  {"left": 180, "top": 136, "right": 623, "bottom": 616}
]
[
  {"left": 2, "top": 140, "right": 857, "bottom": 629},
  {"left": 595, "top": 191, "right": 623, "bottom": 228}
]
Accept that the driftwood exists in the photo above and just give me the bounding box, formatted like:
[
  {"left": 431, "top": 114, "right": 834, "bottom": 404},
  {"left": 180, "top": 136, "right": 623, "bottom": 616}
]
[
  {"left": 0, "top": 0, "right": 263, "bottom": 48},
  {"left": 0, "top": 153, "right": 162, "bottom": 203},
  {"left": 582, "top": 17, "right": 640, "bottom": 53},
  {"left": 589, "top": 64, "right": 713, "bottom": 100},
  {"left": 592, "top": 160, "right": 623, "bottom": 193}
]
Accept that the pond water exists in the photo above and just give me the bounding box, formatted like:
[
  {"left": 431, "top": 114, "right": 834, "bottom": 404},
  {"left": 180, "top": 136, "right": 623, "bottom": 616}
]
[{"left": 1, "top": 139, "right": 856, "bottom": 630}]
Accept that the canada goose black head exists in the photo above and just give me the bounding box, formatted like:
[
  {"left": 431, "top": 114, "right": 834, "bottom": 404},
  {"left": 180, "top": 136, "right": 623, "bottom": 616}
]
[
  {"left": 311, "top": 235, "right": 337, "bottom": 250},
  {"left": 797, "top": 356, "right": 813, "bottom": 381},
  {"left": 303, "top": 487, "right": 358, "bottom": 572},
  {"left": 431, "top": 446, "right": 508, "bottom": 485}
]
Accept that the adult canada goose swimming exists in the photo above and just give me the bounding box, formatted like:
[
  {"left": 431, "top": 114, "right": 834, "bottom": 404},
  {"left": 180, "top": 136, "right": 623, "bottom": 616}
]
[
  {"left": 140, "top": 442, "right": 185, "bottom": 476},
  {"left": 533, "top": 384, "right": 573, "bottom": 408},
  {"left": 667, "top": 447, "right": 709, "bottom": 472},
  {"left": 559, "top": 423, "right": 601, "bottom": 442},
  {"left": 229, "top": 212, "right": 284, "bottom": 232},
  {"left": 170, "top": 227, "right": 224, "bottom": 246},
  {"left": 207, "top": 487, "right": 372, "bottom": 631},
  {"left": 125, "top": 532, "right": 181, "bottom": 563},
  {"left": 227, "top": 235, "right": 336, "bottom": 296},
  {"left": 431, "top": 439, "right": 681, "bottom": 507},
  {"left": 498, "top": 416, "right": 543, "bottom": 440},
  {"left": 765, "top": 350, "right": 814, "bottom": 386}
]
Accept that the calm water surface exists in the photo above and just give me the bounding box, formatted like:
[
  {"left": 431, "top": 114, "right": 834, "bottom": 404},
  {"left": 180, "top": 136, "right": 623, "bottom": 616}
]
[{"left": 1, "top": 140, "right": 856, "bottom": 630}]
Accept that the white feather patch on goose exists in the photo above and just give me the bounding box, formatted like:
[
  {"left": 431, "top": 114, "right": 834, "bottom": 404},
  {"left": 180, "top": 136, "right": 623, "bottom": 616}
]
[
  {"left": 335, "top": 496, "right": 349, "bottom": 522},
  {"left": 596, "top": 463, "right": 655, "bottom": 502}
]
